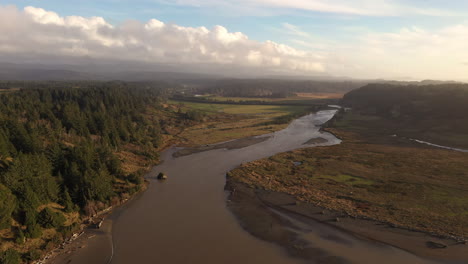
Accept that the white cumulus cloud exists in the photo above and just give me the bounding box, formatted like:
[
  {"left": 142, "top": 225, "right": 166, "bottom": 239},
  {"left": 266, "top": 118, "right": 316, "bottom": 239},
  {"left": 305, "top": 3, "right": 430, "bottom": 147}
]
[
  {"left": 1, "top": 5, "right": 467, "bottom": 80},
  {"left": 0, "top": 5, "right": 325, "bottom": 74}
]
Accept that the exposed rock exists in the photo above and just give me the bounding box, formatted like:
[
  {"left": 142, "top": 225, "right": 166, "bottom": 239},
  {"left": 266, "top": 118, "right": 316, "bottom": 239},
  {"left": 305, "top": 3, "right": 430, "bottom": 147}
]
[{"left": 157, "top": 172, "right": 168, "bottom": 180}]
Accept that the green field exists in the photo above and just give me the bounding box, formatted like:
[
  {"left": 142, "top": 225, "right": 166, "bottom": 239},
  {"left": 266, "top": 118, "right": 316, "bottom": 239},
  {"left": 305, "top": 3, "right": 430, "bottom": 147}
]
[{"left": 167, "top": 99, "right": 313, "bottom": 146}]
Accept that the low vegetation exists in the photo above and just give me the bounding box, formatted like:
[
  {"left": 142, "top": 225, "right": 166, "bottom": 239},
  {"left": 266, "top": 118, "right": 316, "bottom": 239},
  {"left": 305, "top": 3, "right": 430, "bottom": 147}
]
[
  {"left": 229, "top": 84, "right": 468, "bottom": 240},
  {"left": 229, "top": 128, "right": 468, "bottom": 238},
  {"left": 169, "top": 100, "right": 314, "bottom": 146}
]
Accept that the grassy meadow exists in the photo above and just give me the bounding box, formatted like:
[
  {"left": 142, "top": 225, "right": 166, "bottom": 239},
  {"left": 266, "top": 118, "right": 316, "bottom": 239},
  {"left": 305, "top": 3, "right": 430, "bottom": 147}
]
[
  {"left": 168, "top": 99, "right": 314, "bottom": 146},
  {"left": 228, "top": 111, "right": 468, "bottom": 239}
]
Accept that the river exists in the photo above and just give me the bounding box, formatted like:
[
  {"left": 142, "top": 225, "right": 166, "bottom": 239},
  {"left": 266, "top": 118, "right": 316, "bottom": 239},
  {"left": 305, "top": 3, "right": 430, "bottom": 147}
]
[
  {"left": 54, "top": 110, "right": 444, "bottom": 264},
  {"left": 409, "top": 138, "right": 468, "bottom": 153}
]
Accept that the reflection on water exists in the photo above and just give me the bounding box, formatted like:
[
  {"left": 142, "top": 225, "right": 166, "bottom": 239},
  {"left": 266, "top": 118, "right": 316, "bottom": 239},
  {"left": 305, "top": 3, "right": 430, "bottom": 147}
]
[
  {"left": 109, "top": 110, "right": 341, "bottom": 264},
  {"left": 64, "top": 110, "right": 441, "bottom": 264}
]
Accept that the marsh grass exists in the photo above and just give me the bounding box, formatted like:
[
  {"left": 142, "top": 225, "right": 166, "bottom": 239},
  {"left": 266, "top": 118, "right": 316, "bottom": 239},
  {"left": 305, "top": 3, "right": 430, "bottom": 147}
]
[
  {"left": 229, "top": 117, "right": 468, "bottom": 238},
  {"left": 169, "top": 99, "right": 311, "bottom": 146}
]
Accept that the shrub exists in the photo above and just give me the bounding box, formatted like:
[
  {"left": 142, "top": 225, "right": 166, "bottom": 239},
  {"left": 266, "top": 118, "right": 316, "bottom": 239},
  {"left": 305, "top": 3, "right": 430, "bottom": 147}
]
[
  {"left": 0, "top": 249, "right": 20, "bottom": 264},
  {"left": 61, "top": 189, "right": 75, "bottom": 213},
  {"left": 0, "top": 184, "right": 15, "bottom": 229},
  {"left": 59, "top": 222, "right": 80, "bottom": 238},
  {"left": 25, "top": 224, "right": 42, "bottom": 239},
  {"left": 14, "top": 229, "right": 25, "bottom": 245},
  {"left": 25, "top": 249, "right": 41, "bottom": 262},
  {"left": 38, "top": 208, "right": 66, "bottom": 228},
  {"left": 127, "top": 171, "right": 144, "bottom": 185}
]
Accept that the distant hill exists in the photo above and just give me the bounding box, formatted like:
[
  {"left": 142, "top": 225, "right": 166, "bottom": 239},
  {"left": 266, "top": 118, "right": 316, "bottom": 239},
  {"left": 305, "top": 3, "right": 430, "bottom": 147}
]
[
  {"left": 373, "top": 79, "right": 461, "bottom": 86},
  {"left": 343, "top": 83, "right": 468, "bottom": 118},
  {"left": 0, "top": 62, "right": 463, "bottom": 88},
  {"left": 195, "top": 79, "right": 368, "bottom": 98},
  {"left": 342, "top": 83, "right": 468, "bottom": 148},
  {"left": 0, "top": 63, "right": 221, "bottom": 83},
  {"left": 0, "top": 64, "right": 103, "bottom": 81}
]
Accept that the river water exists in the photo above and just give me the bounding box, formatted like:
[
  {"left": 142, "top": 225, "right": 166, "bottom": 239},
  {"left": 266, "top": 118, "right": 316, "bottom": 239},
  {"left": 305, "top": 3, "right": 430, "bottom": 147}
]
[
  {"left": 57, "top": 110, "right": 443, "bottom": 264},
  {"left": 109, "top": 110, "right": 340, "bottom": 264}
]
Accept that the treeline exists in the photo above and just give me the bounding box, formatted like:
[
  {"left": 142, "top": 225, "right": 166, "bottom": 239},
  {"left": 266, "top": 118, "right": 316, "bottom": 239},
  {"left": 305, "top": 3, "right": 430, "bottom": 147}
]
[
  {"left": 196, "top": 79, "right": 365, "bottom": 98},
  {"left": 0, "top": 80, "right": 177, "bottom": 94},
  {"left": 0, "top": 82, "right": 180, "bottom": 263},
  {"left": 170, "top": 95, "right": 334, "bottom": 106}
]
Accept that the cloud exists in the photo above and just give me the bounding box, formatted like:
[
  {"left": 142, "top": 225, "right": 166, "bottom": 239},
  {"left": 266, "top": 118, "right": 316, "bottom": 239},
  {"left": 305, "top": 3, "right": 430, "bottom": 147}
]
[
  {"left": 163, "top": 0, "right": 457, "bottom": 16},
  {"left": 326, "top": 24, "right": 468, "bottom": 79},
  {"left": 0, "top": 5, "right": 325, "bottom": 74},
  {"left": 272, "top": 21, "right": 468, "bottom": 80},
  {"left": 282, "top": 23, "right": 312, "bottom": 38},
  {"left": 1, "top": 4, "right": 467, "bottom": 80}
]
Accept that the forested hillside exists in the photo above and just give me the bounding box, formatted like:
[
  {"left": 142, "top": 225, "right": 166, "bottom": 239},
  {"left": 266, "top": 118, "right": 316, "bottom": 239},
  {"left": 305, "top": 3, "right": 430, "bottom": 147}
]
[
  {"left": 0, "top": 82, "right": 190, "bottom": 263},
  {"left": 343, "top": 83, "right": 468, "bottom": 118},
  {"left": 341, "top": 83, "right": 468, "bottom": 147}
]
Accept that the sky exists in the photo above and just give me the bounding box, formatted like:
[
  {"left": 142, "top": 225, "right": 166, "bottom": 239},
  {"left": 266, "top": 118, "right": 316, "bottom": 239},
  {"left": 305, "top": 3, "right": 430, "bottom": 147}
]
[{"left": 1, "top": 0, "right": 468, "bottom": 80}]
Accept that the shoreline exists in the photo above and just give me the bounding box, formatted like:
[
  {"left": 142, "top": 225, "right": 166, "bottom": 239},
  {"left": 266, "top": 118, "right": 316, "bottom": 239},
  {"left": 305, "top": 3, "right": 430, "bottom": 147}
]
[
  {"left": 172, "top": 135, "right": 272, "bottom": 157},
  {"left": 40, "top": 181, "right": 149, "bottom": 264},
  {"left": 225, "top": 180, "right": 468, "bottom": 263},
  {"left": 43, "top": 109, "right": 467, "bottom": 264},
  {"left": 43, "top": 131, "right": 278, "bottom": 264}
]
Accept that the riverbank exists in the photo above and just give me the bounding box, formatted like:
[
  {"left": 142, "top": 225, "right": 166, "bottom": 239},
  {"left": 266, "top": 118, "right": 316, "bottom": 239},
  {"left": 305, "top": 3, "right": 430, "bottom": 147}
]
[
  {"left": 44, "top": 131, "right": 286, "bottom": 264},
  {"left": 173, "top": 135, "right": 272, "bottom": 157},
  {"left": 37, "top": 102, "right": 317, "bottom": 264},
  {"left": 40, "top": 180, "right": 149, "bottom": 264},
  {"left": 225, "top": 110, "right": 468, "bottom": 263},
  {"left": 45, "top": 110, "right": 340, "bottom": 264},
  {"left": 225, "top": 180, "right": 468, "bottom": 263}
]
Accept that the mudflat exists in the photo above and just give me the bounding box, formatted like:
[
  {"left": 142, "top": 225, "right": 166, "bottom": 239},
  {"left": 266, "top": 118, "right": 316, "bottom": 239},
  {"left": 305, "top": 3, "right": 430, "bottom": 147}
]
[
  {"left": 226, "top": 109, "right": 468, "bottom": 263},
  {"left": 226, "top": 180, "right": 467, "bottom": 264},
  {"left": 172, "top": 135, "right": 271, "bottom": 157}
]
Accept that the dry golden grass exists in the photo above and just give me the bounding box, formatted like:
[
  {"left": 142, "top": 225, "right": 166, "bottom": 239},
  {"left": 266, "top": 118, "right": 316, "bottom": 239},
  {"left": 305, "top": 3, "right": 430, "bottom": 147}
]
[
  {"left": 229, "top": 129, "right": 468, "bottom": 238},
  {"left": 176, "top": 114, "right": 287, "bottom": 147},
  {"left": 116, "top": 145, "right": 153, "bottom": 175},
  {"left": 169, "top": 100, "right": 311, "bottom": 146},
  {"left": 0, "top": 88, "right": 20, "bottom": 94}
]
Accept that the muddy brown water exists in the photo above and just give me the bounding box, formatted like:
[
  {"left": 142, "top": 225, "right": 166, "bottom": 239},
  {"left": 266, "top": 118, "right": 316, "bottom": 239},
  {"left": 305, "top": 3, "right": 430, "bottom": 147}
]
[{"left": 56, "top": 110, "right": 444, "bottom": 264}]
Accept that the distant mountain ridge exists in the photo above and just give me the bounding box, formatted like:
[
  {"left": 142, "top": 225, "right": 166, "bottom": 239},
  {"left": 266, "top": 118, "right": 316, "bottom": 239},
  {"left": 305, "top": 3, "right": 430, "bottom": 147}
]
[{"left": 0, "top": 63, "right": 464, "bottom": 85}]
